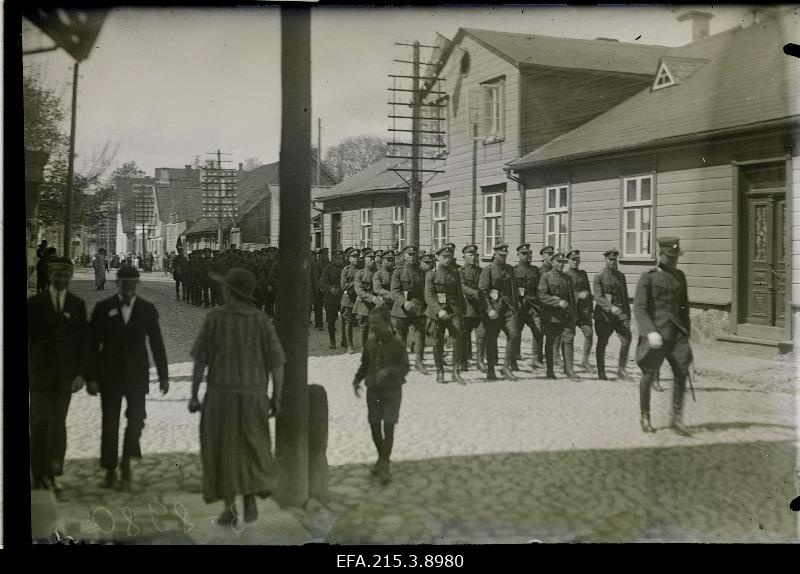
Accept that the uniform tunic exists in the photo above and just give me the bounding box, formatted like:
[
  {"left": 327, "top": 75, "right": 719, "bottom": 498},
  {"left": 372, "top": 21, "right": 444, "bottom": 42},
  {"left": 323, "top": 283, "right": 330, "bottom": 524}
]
[
  {"left": 390, "top": 264, "right": 427, "bottom": 358},
  {"left": 593, "top": 266, "right": 633, "bottom": 372},
  {"left": 512, "top": 261, "right": 544, "bottom": 362},
  {"left": 478, "top": 261, "right": 520, "bottom": 365},
  {"left": 191, "top": 305, "right": 286, "bottom": 503},
  {"left": 459, "top": 263, "right": 486, "bottom": 364},
  {"left": 424, "top": 265, "right": 464, "bottom": 370}
]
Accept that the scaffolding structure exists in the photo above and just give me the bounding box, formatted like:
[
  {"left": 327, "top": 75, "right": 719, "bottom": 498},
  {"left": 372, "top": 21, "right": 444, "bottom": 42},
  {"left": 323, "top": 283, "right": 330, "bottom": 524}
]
[
  {"left": 387, "top": 40, "right": 447, "bottom": 248},
  {"left": 201, "top": 149, "right": 238, "bottom": 250},
  {"left": 131, "top": 183, "right": 156, "bottom": 258}
]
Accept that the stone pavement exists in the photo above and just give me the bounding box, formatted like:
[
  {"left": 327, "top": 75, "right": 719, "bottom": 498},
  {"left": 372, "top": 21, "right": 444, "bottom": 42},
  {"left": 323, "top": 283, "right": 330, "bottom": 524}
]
[{"left": 34, "top": 276, "right": 800, "bottom": 543}]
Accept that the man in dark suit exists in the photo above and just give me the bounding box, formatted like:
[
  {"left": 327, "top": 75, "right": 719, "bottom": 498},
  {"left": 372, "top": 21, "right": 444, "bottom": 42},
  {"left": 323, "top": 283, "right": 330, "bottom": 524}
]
[
  {"left": 87, "top": 266, "right": 169, "bottom": 490},
  {"left": 28, "top": 257, "right": 89, "bottom": 492}
]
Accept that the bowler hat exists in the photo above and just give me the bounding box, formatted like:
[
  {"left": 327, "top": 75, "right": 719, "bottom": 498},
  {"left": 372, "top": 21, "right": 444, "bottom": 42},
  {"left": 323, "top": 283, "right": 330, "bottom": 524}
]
[
  {"left": 117, "top": 265, "right": 140, "bottom": 280},
  {"left": 47, "top": 256, "right": 73, "bottom": 270},
  {"left": 211, "top": 267, "right": 256, "bottom": 302}
]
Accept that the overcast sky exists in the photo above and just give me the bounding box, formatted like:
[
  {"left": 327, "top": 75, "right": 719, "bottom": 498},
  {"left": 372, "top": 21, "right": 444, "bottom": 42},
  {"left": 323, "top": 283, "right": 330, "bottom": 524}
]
[{"left": 22, "top": 5, "right": 758, "bottom": 176}]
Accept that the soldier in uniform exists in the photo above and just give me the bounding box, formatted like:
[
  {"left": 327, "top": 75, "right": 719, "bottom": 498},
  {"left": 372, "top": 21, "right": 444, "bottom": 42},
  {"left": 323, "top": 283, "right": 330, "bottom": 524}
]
[
  {"left": 511, "top": 244, "right": 544, "bottom": 371},
  {"left": 538, "top": 245, "right": 560, "bottom": 367},
  {"left": 424, "top": 245, "right": 465, "bottom": 384},
  {"left": 565, "top": 249, "right": 595, "bottom": 373},
  {"left": 354, "top": 248, "right": 380, "bottom": 348},
  {"left": 340, "top": 248, "right": 360, "bottom": 353},
  {"left": 209, "top": 250, "right": 223, "bottom": 307},
  {"left": 458, "top": 244, "right": 486, "bottom": 373},
  {"left": 538, "top": 250, "right": 581, "bottom": 381},
  {"left": 593, "top": 247, "right": 633, "bottom": 381},
  {"left": 319, "top": 250, "right": 344, "bottom": 349},
  {"left": 172, "top": 247, "right": 187, "bottom": 301},
  {"left": 634, "top": 237, "right": 692, "bottom": 436},
  {"left": 313, "top": 248, "right": 330, "bottom": 331},
  {"left": 373, "top": 250, "right": 396, "bottom": 318},
  {"left": 478, "top": 244, "right": 519, "bottom": 381},
  {"left": 390, "top": 245, "right": 427, "bottom": 374}
]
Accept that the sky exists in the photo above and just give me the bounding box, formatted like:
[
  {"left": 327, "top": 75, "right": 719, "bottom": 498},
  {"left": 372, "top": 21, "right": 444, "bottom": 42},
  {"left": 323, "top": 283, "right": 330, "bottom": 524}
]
[{"left": 22, "top": 5, "right": 759, "bottom": 177}]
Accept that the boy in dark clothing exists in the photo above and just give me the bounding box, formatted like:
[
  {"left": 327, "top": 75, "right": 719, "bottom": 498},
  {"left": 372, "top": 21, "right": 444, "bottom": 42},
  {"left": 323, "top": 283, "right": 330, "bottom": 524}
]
[{"left": 353, "top": 305, "right": 409, "bottom": 485}]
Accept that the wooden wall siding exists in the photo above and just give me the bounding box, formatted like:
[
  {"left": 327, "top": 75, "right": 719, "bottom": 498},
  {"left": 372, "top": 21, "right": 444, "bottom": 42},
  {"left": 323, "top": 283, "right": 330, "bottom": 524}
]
[
  {"left": 519, "top": 66, "right": 652, "bottom": 156},
  {"left": 323, "top": 193, "right": 407, "bottom": 250},
  {"left": 793, "top": 155, "right": 800, "bottom": 303}
]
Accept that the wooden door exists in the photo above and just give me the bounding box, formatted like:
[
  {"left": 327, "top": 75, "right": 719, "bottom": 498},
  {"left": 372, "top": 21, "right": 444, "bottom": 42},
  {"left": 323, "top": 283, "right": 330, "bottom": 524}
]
[
  {"left": 331, "top": 213, "right": 341, "bottom": 251},
  {"left": 745, "top": 193, "right": 785, "bottom": 327}
]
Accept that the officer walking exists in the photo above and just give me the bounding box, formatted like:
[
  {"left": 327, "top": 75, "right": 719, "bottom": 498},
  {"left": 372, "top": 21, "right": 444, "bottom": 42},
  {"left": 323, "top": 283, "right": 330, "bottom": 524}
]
[
  {"left": 458, "top": 244, "right": 486, "bottom": 373},
  {"left": 593, "top": 247, "right": 633, "bottom": 381},
  {"left": 634, "top": 237, "right": 693, "bottom": 436},
  {"left": 538, "top": 250, "right": 580, "bottom": 381},
  {"left": 538, "top": 245, "right": 557, "bottom": 366},
  {"left": 319, "top": 250, "right": 344, "bottom": 349},
  {"left": 354, "top": 248, "right": 380, "bottom": 347},
  {"left": 390, "top": 245, "right": 428, "bottom": 374},
  {"left": 565, "top": 249, "right": 595, "bottom": 373},
  {"left": 340, "top": 248, "right": 361, "bottom": 353},
  {"left": 373, "top": 251, "right": 396, "bottom": 312},
  {"left": 478, "top": 243, "right": 519, "bottom": 381},
  {"left": 511, "top": 243, "right": 544, "bottom": 371},
  {"left": 425, "top": 245, "right": 466, "bottom": 384}
]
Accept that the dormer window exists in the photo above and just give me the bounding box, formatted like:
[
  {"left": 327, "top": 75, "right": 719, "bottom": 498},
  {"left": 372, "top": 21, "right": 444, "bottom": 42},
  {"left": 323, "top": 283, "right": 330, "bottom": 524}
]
[{"left": 652, "top": 61, "right": 676, "bottom": 91}]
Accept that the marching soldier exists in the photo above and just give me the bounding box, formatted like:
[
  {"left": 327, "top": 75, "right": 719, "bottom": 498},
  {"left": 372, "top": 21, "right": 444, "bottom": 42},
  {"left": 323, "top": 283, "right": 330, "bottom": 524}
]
[
  {"left": 319, "top": 249, "right": 345, "bottom": 349},
  {"left": 511, "top": 243, "right": 544, "bottom": 371},
  {"left": 538, "top": 250, "right": 581, "bottom": 381},
  {"left": 634, "top": 237, "right": 693, "bottom": 436},
  {"left": 354, "top": 248, "right": 381, "bottom": 347},
  {"left": 390, "top": 245, "right": 428, "bottom": 374},
  {"left": 593, "top": 247, "right": 633, "bottom": 381},
  {"left": 458, "top": 244, "right": 486, "bottom": 373},
  {"left": 340, "top": 248, "right": 360, "bottom": 353},
  {"left": 478, "top": 243, "right": 519, "bottom": 381},
  {"left": 425, "top": 245, "right": 465, "bottom": 384},
  {"left": 373, "top": 251, "right": 396, "bottom": 309},
  {"left": 565, "top": 249, "right": 595, "bottom": 373},
  {"left": 538, "top": 245, "right": 560, "bottom": 367}
]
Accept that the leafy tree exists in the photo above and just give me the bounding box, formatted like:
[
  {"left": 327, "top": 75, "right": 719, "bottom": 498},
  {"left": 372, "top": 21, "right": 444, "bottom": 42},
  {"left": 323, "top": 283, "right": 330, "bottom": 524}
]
[
  {"left": 242, "top": 157, "right": 263, "bottom": 171},
  {"left": 110, "top": 160, "right": 146, "bottom": 181},
  {"left": 324, "top": 135, "right": 387, "bottom": 181},
  {"left": 23, "top": 73, "right": 67, "bottom": 156}
]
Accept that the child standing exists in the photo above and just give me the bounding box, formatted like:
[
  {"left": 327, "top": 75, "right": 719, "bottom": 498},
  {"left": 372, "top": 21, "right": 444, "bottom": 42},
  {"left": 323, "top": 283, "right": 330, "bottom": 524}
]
[{"left": 353, "top": 306, "right": 409, "bottom": 485}]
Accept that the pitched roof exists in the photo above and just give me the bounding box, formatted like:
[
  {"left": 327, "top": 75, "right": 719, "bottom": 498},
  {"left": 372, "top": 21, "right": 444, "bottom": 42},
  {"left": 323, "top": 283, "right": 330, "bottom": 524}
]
[
  {"left": 458, "top": 28, "right": 667, "bottom": 75},
  {"left": 508, "top": 13, "right": 799, "bottom": 170},
  {"left": 315, "top": 159, "right": 410, "bottom": 201}
]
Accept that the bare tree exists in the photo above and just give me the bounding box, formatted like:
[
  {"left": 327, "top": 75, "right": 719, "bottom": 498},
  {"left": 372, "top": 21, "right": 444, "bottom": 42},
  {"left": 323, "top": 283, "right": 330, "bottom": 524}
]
[{"left": 324, "top": 135, "right": 388, "bottom": 181}]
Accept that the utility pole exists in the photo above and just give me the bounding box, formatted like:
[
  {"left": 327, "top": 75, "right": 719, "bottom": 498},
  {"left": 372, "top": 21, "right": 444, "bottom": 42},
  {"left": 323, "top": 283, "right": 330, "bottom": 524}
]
[
  {"left": 409, "top": 41, "right": 421, "bottom": 248},
  {"left": 274, "top": 4, "right": 312, "bottom": 508},
  {"left": 63, "top": 62, "right": 79, "bottom": 259},
  {"left": 201, "top": 150, "right": 237, "bottom": 251}
]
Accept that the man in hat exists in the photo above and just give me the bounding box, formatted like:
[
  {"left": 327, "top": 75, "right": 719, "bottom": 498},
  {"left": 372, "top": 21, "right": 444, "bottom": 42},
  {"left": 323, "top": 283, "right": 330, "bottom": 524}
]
[
  {"left": 459, "top": 244, "right": 486, "bottom": 372},
  {"left": 593, "top": 247, "right": 633, "bottom": 381},
  {"left": 340, "top": 248, "right": 361, "bottom": 353},
  {"left": 373, "top": 250, "right": 396, "bottom": 313},
  {"left": 478, "top": 243, "right": 520, "bottom": 381},
  {"left": 390, "top": 245, "right": 428, "bottom": 374},
  {"left": 538, "top": 250, "right": 581, "bottom": 381},
  {"left": 634, "top": 237, "right": 692, "bottom": 435},
  {"left": 319, "top": 250, "right": 345, "bottom": 349},
  {"left": 313, "top": 248, "right": 330, "bottom": 331},
  {"left": 419, "top": 252, "right": 433, "bottom": 273},
  {"left": 425, "top": 245, "right": 466, "bottom": 384},
  {"left": 28, "top": 257, "right": 89, "bottom": 492},
  {"left": 565, "top": 249, "right": 595, "bottom": 373},
  {"left": 354, "top": 248, "right": 381, "bottom": 347},
  {"left": 511, "top": 243, "right": 544, "bottom": 371},
  {"left": 87, "top": 266, "right": 170, "bottom": 490},
  {"left": 172, "top": 247, "right": 187, "bottom": 301}
]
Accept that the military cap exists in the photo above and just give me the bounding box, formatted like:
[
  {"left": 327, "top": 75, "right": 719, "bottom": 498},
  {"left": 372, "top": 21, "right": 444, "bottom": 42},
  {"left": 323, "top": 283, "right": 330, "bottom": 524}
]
[
  {"left": 517, "top": 243, "right": 532, "bottom": 254},
  {"left": 566, "top": 249, "right": 581, "bottom": 260},
  {"left": 346, "top": 247, "right": 360, "bottom": 258},
  {"left": 550, "top": 250, "right": 568, "bottom": 263},
  {"left": 361, "top": 248, "right": 375, "bottom": 258},
  {"left": 493, "top": 243, "right": 510, "bottom": 252},
  {"left": 420, "top": 253, "right": 435, "bottom": 263},
  {"left": 657, "top": 236, "right": 684, "bottom": 256},
  {"left": 331, "top": 249, "right": 344, "bottom": 257},
  {"left": 435, "top": 245, "right": 453, "bottom": 256},
  {"left": 462, "top": 244, "right": 479, "bottom": 254},
  {"left": 381, "top": 250, "right": 395, "bottom": 260},
  {"left": 603, "top": 246, "right": 620, "bottom": 257},
  {"left": 445, "top": 242, "right": 457, "bottom": 251},
  {"left": 318, "top": 247, "right": 329, "bottom": 253},
  {"left": 540, "top": 245, "right": 555, "bottom": 256},
  {"left": 400, "top": 245, "right": 418, "bottom": 255},
  {"left": 374, "top": 249, "right": 384, "bottom": 258},
  {"left": 117, "top": 265, "right": 141, "bottom": 280}
]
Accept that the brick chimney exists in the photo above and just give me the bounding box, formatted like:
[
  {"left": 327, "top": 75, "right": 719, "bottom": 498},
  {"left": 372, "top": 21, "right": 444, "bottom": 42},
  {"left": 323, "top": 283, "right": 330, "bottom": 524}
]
[
  {"left": 239, "top": 162, "right": 243, "bottom": 172},
  {"left": 677, "top": 10, "right": 713, "bottom": 41}
]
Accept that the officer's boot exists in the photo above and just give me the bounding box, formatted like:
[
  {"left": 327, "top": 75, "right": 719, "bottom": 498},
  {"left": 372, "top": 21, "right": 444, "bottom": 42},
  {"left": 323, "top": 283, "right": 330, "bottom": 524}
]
[
  {"left": 436, "top": 370, "right": 446, "bottom": 384},
  {"left": 553, "top": 334, "right": 563, "bottom": 369},
  {"left": 501, "top": 353, "right": 518, "bottom": 381},
  {"left": 509, "top": 337, "right": 520, "bottom": 371},
  {"left": 476, "top": 338, "right": 487, "bottom": 373},
  {"left": 670, "top": 380, "right": 691, "bottom": 437},
  {"left": 563, "top": 343, "right": 581, "bottom": 381},
  {"left": 341, "top": 322, "right": 348, "bottom": 348},
  {"left": 597, "top": 352, "right": 607, "bottom": 380},
  {"left": 640, "top": 411, "right": 655, "bottom": 433},
  {"left": 452, "top": 364, "right": 467, "bottom": 386},
  {"left": 640, "top": 372, "right": 655, "bottom": 433},
  {"left": 346, "top": 325, "right": 356, "bottom": 354},
  {"left": 580, "top": 340, "right": 595, "bottom": 373},
  {"left": 652, "top": 372, "right": 665, "bottom": 392},
  {"left": 617, "top": 354, "right": 632, "bottom": 381},
  {"left": 415, "top": 352, "right": 428, "bottom": 375},
  {"left": 530, "top": 338, "right": 544, "bottom": 370}
]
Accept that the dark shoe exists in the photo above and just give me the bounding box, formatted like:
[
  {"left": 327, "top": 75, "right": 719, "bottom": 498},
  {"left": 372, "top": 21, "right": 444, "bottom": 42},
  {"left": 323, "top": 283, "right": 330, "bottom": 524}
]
[
  {"left": 370, "top": 459, "right": 382, "bottom": 476},
  {"left": 617, "top": 369, "right": 632, "bottom": 382},
  {"left": 341, "top": 341, "right": 348, "bottom": 349},
  {"left": 486, "top": 366, "right": 498, "bottom": 381},
  {"left": 99, "top": 469, "right": 117, "bottom": 489},
  {"left": 670, "top": 414, "right": 691, "bottom": 437},
  {"left": 501, "top": 367, "right": 518, "bottom": 381},
  {"left": 509, "top": 361, "right": 520, "bottom": 372},
  {"left": 119, "top": 462, "right": 132, "bottom": 490},
  {"left": 329, "top": 342, "right": 337, "bottom": 349},
  {"left": 640, "top": 414, "right": 655, "bottom": 433},
  {"left": 243, "top": 496, "right": 258, "bottom": 524},
  {"left": 545, "top": 370, "right": 557, "bottom": 380},
  {"left": 217, "top": 507, "right": 238, "bottom": 527},
  {"left": 452, "top": 369, "right": 467, "bottom": 385},
  {"left": 436, "top": 371, "right": 446, "bottom": 384},
  {"left": 598, "top": 370, "right": 608, "bottom": 381},
  {"left": 379, "top": 463, "right": 392, "bottom": 486}
]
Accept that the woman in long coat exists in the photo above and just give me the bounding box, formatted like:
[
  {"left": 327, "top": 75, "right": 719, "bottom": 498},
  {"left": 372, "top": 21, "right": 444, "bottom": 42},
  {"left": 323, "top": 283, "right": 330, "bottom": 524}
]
[
  {"left": 93, "top": 248, "right": 109, "bottom": 290},
  {"left": 188, "top": 267, "right": 285, "bottom": 526}
]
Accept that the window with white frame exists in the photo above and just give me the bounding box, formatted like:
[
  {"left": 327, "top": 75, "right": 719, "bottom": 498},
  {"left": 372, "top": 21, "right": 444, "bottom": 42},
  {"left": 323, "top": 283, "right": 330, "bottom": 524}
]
[
  {"left": 467, "top": 78, "right": 505, "bottom": 142},
  {"left": 360, "top": 208, "right": 372, "bottom": 248},
  {"left": 545, "top": 185, "right": 569, "bottom": 250},
  {"left": 392, "top": 206, "right": 406, "bottom": 249},
  {"left": 432, "top": 197, "right": 448, "bottom": 251},
  {"left": 622, "top": 175, "right": 654, "bottom": 258},
  {"left": 483, "top": 189, "right": 504, "bottom": 255}
]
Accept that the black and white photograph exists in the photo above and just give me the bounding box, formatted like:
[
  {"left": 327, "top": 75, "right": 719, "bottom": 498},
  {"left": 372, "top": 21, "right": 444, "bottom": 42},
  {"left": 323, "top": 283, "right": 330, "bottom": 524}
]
[{"left": 12, "top": 3, "right": 800, "bottom": 547}]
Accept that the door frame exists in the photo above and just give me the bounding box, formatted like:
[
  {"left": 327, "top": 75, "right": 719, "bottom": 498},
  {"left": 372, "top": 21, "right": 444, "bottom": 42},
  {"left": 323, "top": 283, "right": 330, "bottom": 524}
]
[{"left": 730, "top": 155, "right": 792, "bottom": 342}]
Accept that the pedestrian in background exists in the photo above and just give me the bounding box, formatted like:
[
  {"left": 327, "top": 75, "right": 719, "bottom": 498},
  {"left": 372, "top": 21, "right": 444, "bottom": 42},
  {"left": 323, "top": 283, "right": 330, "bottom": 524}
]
[
  {"left": 189, "top": 267, "right": 285, "bottom": 526},
  {"left": 28, "top": 257, "right": 89, "bottom": 492},
  {"left": 93, "top": 248, "right": 109, "bottom": 290},
  {"left": 37, "top": 246, "right": 57, "bottom": 294},
  {"left": 353, "top": 305, "right": 409, "bottom": 485}
]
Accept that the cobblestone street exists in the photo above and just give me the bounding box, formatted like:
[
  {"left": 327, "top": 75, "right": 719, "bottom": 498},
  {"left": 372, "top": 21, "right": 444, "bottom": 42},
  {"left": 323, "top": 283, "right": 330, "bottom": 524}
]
[{"left": 42, "top": 270, "right": 800, "bottom": 543}]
